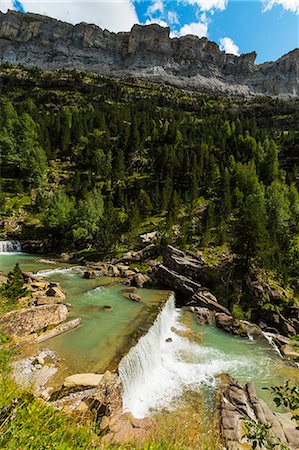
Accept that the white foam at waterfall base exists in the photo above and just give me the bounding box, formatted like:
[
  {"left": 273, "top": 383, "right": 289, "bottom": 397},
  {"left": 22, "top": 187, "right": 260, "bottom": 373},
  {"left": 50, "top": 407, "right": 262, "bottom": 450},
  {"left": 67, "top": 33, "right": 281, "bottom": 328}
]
[
  {"left": 0, "top": 240, "right": 21, "bottom": 254},
  {"left": 118, "top": 294, "right": 252, "bottom": 419}
]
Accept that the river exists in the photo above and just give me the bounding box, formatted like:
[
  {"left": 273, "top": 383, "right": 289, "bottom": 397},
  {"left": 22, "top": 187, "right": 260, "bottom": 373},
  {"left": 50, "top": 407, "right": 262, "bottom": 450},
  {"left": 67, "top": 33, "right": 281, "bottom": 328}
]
[{"left": 0, "top": 249, "right": 298, "bottom": 419}]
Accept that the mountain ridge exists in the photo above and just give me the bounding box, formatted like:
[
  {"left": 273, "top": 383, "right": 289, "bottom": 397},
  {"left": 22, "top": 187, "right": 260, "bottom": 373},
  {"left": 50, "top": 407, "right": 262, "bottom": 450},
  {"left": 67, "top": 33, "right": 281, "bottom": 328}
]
[{"left": 0, "top": 10, "right": 298, "bottom": 97}]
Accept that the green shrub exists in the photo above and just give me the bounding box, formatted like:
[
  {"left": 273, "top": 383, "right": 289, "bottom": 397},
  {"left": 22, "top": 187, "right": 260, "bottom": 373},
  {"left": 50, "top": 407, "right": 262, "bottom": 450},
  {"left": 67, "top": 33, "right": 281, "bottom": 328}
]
[
  {"left": 232, "top": 304, "right": 245, "bottom": 320},
  {"left": 0, "top": 263, "right": 28, "bottom": 311}
]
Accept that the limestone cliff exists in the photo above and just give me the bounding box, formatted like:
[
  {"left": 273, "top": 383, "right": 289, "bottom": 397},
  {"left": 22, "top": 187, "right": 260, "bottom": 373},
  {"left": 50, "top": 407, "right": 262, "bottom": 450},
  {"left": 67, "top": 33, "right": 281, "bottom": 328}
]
[{"left": 0, "top": 10, "right": 298, "bottom": 97}]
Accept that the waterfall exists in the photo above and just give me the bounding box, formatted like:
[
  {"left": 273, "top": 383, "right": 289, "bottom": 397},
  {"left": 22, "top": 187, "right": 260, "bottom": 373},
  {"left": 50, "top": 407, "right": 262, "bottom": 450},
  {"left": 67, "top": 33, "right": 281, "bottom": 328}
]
[
  {"left": 119, "top": 294, "right": 286, "bottom": 420},
  {"left": 119, "top": 294, "right": 179, "bottom": 418},
  {"left": 0, "top": 240, "right": 21, "bottom": 253},
  {"left": 118, "top": 294, "right": 233, "bottom": 419}
]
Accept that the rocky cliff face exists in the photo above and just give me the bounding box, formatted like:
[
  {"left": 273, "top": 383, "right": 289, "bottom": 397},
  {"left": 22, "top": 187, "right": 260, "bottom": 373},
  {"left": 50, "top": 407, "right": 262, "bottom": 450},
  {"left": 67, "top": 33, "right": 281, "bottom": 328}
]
[{"left": 0, "top": 10, "right": 298, "bottom": 97}]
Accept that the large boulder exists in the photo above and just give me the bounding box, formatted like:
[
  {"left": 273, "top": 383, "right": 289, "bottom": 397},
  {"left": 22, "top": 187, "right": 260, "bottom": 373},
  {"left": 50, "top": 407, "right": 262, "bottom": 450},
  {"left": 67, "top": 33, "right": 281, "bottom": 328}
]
[
  {"left": 280, "top": 344, "right": 299, "bottom": 360},
  {"left": 45, "top": 285, "right": 66, "bottom": 301},
  {"left": 192, "top": 290, "right": 230, "bottom": 315},
  {"left": 215, "top": 313, "right": 264, "bottom": 338},
  {"left": 0, "top": 304, "right": 68, "bottom": 337},
  {"left": 163, "top": 245, "right": 205, "bottom": 281},
  {"left": 157, "top": 264, "right": 202, "bottom": 296},
  {"left": 132, "top": 273, "right": 151, "bottom": 288},
  {"left": 83, "top": 270, "right": 97, "bottom": 279},
  {"left": 63, "top": 373, "right": 103, "bottom": 388}
]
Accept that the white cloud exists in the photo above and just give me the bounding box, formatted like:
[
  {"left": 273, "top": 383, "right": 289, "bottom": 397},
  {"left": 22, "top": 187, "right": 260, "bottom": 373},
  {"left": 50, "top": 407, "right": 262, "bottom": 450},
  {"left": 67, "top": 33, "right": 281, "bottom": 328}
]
[
  {"left": 168, "top": 10, "right": 179, "bottom": 24},
  {"left": 184, "top": 0, "right": 228, "bottom": 11},
  {"left": 147, "top": 0, "right": 164, "bottom": 15},
  {"left": 179, "top": 20, "right": 208, "bottom": 37},
  {"left": 219, "top": 36, "right": 239, "bottom": 55},
  {"left": 145, "top": 17, "right": 168, "bottom": 27},
  {"left": 262, "top": 0, "right": 299, "bottom": 14},
  {"left": 0, "top": 0, "right": 139, "bottom": 32}
]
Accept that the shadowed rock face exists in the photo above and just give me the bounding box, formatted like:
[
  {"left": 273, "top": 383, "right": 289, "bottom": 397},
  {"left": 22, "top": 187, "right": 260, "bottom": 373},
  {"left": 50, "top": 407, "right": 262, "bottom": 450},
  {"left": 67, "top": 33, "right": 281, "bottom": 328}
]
[{"left": 1, "top": 10, "right": 298, "bottom": 97}]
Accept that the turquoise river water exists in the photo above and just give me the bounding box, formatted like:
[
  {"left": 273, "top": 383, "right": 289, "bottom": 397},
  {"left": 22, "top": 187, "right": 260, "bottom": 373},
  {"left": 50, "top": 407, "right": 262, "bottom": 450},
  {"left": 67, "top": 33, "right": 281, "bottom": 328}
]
[{"left": 1, "top": 252, "right": 298, "bottom": 416}]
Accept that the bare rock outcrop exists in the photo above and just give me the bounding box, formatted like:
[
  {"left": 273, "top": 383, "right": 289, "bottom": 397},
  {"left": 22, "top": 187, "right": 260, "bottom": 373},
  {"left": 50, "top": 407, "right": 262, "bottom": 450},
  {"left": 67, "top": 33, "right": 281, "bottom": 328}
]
[
  {"left": 192, "top": 290, "right": 231, "bottom": 315},
  {"left": 220, "top": 375, "right": 299, "bottom": 450},
  {"left": 37, "top": 318, "right": 82, "bottom": 343},
  {"left": 0, "top": 304, "right": 68, "bottom": 337},
  {"left": 0, "top": 10, "right": 298, "bottom": 98},
  {"left": 162, "top": 245, "right": 206, "bottom": 281},
  {"left": 157, "top": 264, "right": 202, "bottom": 296}
]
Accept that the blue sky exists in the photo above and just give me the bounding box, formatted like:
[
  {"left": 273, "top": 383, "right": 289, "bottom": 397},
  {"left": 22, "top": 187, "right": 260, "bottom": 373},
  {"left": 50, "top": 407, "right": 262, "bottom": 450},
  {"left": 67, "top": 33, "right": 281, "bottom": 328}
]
[{"left": 1, "top": 1, "right": 298, "bottom": 62}]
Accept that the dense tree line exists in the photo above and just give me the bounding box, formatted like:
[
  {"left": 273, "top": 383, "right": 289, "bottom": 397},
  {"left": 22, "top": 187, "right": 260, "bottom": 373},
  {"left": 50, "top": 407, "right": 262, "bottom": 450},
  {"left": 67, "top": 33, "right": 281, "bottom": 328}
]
[{"left": 0, "top": 69, "right": 298, "bottom": 285}]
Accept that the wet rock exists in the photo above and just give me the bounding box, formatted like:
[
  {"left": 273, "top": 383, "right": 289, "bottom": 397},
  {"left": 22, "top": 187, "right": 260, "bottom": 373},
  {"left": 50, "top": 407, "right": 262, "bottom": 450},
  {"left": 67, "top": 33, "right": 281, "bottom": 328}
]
[
  {"left": 86, "top": 371, "right": 154, "bottom": 443},
  {"left": 191, "top": 306, "right": 215, "bottom": 325},
  {"left": 103, "top": 305, "right": 112, "bottom": 311},
  {"left": 122, "top": 287, "right": 136, "bottom": 294},
  {"left": 215, "top": 313, "right": 264, "bottom": 338},
  {"left": 129, "top": 293, "right": 141, "bottom": 302},
  {"left": 89, "top": 371, "right": 122, "bottom": 416},
  {"left": 83, "top": 270, "right": 97, "bottom": 279}
]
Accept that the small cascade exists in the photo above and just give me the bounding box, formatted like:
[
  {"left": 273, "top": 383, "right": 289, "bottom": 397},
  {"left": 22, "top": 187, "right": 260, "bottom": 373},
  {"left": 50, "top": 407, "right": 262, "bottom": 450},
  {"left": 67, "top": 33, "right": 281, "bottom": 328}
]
[
  {"left": 0, "top": 240, "right": 21, "bottom": 253},
  {"left": 262, "top": 332, "right": 284, "bottom": 358}
]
